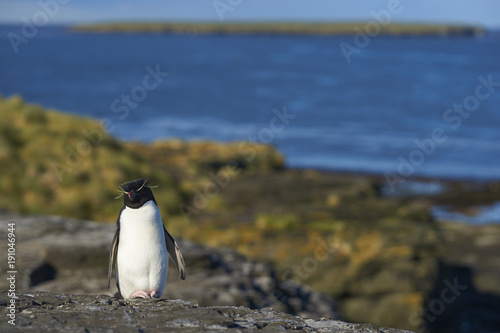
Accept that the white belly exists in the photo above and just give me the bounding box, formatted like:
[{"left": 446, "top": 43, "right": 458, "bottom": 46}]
[{"left": 117, "top": 201, "right": 169, "bottom": 299}]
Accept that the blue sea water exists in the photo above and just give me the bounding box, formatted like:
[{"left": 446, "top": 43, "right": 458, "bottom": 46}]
[{"left": 1, "top": 25, "right": 500, "bottom": 180}]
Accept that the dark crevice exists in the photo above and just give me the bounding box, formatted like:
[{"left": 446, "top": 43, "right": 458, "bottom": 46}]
[
  {"left": 424, "top": 261, "right": 500, "bottom": 333},
  {"left": 29, "top": 262, "right": 57, "bottom": 287}
]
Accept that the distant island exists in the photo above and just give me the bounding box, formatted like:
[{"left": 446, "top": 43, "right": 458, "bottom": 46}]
[{"left": 72, "top": 22, "right": 484, "bottom": 36}]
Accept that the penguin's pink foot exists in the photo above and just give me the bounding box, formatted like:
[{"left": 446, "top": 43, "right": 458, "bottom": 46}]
[
  {"left": 150, "top": 291, "right": 160, "bottom": 298},
  {"left": 129, "top": 290, "right": 151, "bottom": 298}
]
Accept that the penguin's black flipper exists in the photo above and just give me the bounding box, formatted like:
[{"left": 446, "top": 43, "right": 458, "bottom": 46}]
[
  {"left": 108, "top": 206, "right": 124, "bottom": 290},
  {"left": 164, "top": 227, "right": 186, "bottom": 280},
  {"left": 108, "top": 227, "right": 120, "bottom": 289}
]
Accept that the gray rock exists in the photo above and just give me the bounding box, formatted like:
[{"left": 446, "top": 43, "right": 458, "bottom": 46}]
[
  {"left": 0, "top": 212, "right": 339, "bottom": 320},
  {"left": 0, "top": 291, "right": 414, "bottom": 332}
]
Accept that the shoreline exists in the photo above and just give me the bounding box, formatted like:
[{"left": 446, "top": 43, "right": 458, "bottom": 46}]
[
  {"left": 70, "top": 21, "right": 484, "bottom": 37},
  {"left": 121, "top": 137, "right": 499, "bottom": 185},
  {"left": 1, "top": 94, "right": 499, "bottom": 224},
  {"left": 286, "top": 165, "right": 500, "bottom": 184},
  {"left": 2, "top": 92, "right": 499, "bottom": 186},
  {"left": 128, "top": 138, "right": 500, "bottom": 185}
]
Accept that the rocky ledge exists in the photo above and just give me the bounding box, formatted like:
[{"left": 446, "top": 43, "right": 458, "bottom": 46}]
[
  {"left": 0, "top": 291, "right": 413, "bottom": 333},
  {"left": 0, "top": 213, "right": 339, "bottom": 319},
  {"left": 0, "top": 212, "right": 417, "bottom": 332}
]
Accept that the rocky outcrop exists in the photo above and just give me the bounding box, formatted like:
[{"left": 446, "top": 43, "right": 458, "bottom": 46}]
[
  {"left": 0, "top": 291, "right": 414, "bottom": 333},
  {"left": 2, "top": 202, "right": 499, "bottom": 332},
  {"left": 172, "top": 170, "right": 444, "bottom": 331},
  {"left": 0, "top": 212, "right": 338, "bottom": 320},
  {"left": 0, "top": 212, "right": 418, "bottom": 331}
]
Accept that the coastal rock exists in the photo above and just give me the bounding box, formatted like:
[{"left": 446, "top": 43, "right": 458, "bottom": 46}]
[
  {"left": 172, "top": 170, "right": 444, "bottom": 331},
  {"left": 0, "top": 291, "right": 414, "bottom": 333},
  {"left": 0, "top": 212, "right": 339, "bottom": 320}
]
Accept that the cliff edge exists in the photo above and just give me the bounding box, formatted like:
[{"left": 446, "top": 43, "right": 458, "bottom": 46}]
[{"left": 1, "top": 291, "right": 413, "bottom": 333}]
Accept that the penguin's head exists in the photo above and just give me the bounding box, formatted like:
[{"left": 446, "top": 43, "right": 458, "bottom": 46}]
[{"left": 117, "top": 178, "right": 157, "bottom": 209}]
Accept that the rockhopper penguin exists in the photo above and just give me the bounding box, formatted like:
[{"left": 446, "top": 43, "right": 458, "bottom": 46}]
[{"left": 108, "top": 178, "right": 186, "bottom": 299}]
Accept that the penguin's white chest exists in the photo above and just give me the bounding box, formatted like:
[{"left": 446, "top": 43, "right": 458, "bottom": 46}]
[{"left": 117, "top": 201, "right": 169, "bottom": 298}]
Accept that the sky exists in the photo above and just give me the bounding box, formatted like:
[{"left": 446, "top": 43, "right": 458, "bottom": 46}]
[{"left": 0, "top": 0, "right": 499, "bottom": 28}]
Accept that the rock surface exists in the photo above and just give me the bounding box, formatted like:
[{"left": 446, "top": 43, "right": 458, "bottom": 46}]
[
  {"left": 0, "top": 291, "right": 414, "bottom": 333},
  {"left": 171, "top": 170, "right": 443, "bottom": 331},
  {"left": 2, "top": 208, "right": 499, "bottom": 332},
  {"left": 0, "top": 212, "right": 415, "bottom": 332},
  {"left": 0, "top": 212, "right": 338, "bottom": 320}
]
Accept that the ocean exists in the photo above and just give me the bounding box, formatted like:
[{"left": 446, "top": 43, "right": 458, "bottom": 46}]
[{"left": 1, "top": 25, "right": 500, "bottom": 180}]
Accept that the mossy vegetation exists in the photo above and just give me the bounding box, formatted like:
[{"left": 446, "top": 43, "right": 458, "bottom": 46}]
[
  {"left": 72, "top": 22, "right": 484, "bottom": 36},
  {"left": 0, "top": 95, "right": 283, "bottom": 222},
  {"left": 255, "top": 213, "right": 301, "bottom": 230},
  {"left": 0, "top": 95, "right": 179, "bottom": 221},
  {"left": 126, "top": 139, "right": 284, "bottom": 194}
]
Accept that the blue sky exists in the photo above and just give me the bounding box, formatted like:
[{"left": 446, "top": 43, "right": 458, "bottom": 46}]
[{"left": 1, "top": 0, "right": 500, "bottom": 28}]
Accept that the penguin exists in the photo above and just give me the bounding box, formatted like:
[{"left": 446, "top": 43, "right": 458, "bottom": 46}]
[{"left": 108, "top": 178, "right": 186, "bottom": 299}]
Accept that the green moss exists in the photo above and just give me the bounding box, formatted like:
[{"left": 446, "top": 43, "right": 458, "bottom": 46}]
[
  {"left": 0, "top": 95, "right": 182, "bottom": 222},
  {"left": 0, "top": 95, "right": 286, "bottom": 224},
  {"left": 307, "top": 220, "right": 338, "bottom": 232},
  {"left": 256, "top": 213, "right": 301, "bottom": 230},
  {"left": 24, "top": 105, "right": 48, "bottom": 123}
]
